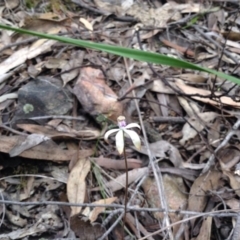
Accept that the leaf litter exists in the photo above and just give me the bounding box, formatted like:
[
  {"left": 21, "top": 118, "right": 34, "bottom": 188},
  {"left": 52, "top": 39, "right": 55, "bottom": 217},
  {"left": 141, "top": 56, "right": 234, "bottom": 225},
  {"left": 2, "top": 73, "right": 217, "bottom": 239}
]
[{"left": 0, "top": 0, "right": 240, "bottom": 239}]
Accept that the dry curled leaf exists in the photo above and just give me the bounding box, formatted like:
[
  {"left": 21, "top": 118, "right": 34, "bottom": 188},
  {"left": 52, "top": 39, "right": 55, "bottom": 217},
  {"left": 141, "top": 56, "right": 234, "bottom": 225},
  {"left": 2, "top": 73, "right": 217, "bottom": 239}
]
[
  {"left": 180, "top": 112, "right": 218, "bottom": 145},
  {"left": 135, "top": 140, "right": 183, "bottom": 167},
  {"left": 223, "top": 170, "right": 240, "bottom": 197}
]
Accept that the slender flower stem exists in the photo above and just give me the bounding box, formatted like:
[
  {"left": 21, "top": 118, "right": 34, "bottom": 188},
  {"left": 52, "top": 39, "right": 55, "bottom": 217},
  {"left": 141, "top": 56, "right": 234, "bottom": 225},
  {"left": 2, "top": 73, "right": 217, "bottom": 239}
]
[{"left": 123, "top": 145, "right": 128, "bottom": 231}]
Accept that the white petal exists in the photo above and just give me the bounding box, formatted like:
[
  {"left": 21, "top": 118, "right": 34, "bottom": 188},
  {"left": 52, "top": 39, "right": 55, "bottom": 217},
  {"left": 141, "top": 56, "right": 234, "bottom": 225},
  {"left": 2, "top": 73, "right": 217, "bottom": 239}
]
[
  {"left": 104, "top": 129, "right": 119, "bottom": 142},
  {"left": 123, "top": 129, "right": 141, "bottom": 150},
  {"left": 115, "top": 130, "right": 124, "bottom": 154},
  {"left": 125, "top": 123, "right": 141, "bottom": 129}
]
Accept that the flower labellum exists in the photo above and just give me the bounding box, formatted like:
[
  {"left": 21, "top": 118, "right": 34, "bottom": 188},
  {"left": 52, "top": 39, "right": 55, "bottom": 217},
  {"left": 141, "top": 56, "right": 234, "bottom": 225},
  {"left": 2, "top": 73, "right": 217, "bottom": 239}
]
[
  {"left": 104, "top": 116, "right": 141, "bottom": 155},
  {"left": 117, "top": 116, "right": 127, "bottom": 128}
]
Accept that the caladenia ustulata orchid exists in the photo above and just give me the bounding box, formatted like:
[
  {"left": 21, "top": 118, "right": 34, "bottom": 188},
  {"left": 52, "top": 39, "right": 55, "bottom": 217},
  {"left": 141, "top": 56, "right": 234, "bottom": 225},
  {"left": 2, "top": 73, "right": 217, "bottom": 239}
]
[
  {"left": 104, "top": 116, "right": 141, "bottom": 154},
  {"left": 104, "top": 116, "right": 141, "bottom": 229}
]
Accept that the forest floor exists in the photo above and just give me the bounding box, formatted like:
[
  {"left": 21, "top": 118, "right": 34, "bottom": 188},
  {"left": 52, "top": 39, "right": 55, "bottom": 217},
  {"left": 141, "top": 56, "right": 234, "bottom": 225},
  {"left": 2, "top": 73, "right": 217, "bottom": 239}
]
[{"left": 0, "top": 0, "right": 240, "bottom": 239}]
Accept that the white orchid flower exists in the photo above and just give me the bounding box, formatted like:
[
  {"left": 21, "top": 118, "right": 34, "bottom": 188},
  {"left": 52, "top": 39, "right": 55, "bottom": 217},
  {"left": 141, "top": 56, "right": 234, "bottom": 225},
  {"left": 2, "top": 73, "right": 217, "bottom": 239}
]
[{"left": 104, "top": 116, "right": 141, "bottom": 155}]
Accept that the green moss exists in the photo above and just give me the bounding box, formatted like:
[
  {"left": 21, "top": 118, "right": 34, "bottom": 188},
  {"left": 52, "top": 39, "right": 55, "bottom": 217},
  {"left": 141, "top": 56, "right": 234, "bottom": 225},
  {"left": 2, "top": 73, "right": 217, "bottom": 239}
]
[{"left": 23, "top": 103, "right": 34, "bottom": 114}]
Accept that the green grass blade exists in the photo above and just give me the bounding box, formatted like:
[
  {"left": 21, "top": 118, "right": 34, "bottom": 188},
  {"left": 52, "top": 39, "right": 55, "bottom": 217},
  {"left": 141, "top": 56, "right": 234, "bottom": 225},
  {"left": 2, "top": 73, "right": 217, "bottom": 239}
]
[{"left": 0, "top": 23, "right": 239, "bottom": 85}]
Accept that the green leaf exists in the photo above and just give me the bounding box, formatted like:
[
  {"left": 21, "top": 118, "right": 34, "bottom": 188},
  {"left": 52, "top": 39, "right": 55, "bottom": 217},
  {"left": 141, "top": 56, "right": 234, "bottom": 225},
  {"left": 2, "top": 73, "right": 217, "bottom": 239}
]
[{"left": 0, "top": 24, "right": 239, "bottom": 85}]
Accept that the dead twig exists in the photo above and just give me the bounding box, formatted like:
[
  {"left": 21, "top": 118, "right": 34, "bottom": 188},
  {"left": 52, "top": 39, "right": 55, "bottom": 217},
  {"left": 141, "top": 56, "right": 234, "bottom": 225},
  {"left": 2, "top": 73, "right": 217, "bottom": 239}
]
[
  {"left": 0, "top": 37, "right": 38, "bottom": 54},
  {"left": 124, "top": 55, "right": 174, "bottom": 240},
  {"left": 126, "top": 212, "right": 154, "bottom": 240},
  {"left": 0, "top": 124, "right": 28, "bottom": 136},
  {"left": 98, "top": 212, "right": 124, "bottom": 240},
  {"left": 29, "top": 115, "right": 85, "bottom": 121},
  {"left": 149, "top": 116, "right": 186, "bottom": 123},
  {"left": 0, "top": 191, "right": 6, "bottom": 229},
  {"left": 101, "top": 209, "right": 123, "bottom": 227},
  {"left": 0, "top": 197, "right": 237, "bottom": 219},
  {"left": 232, "top": 211, "right": 240, "bottom": 240}
]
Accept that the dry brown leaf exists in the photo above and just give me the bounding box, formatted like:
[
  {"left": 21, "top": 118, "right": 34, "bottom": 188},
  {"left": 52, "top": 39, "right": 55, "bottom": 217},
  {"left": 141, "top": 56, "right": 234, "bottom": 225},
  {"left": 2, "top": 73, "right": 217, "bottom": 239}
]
[
  {"left": 223, "top": 170, "right": 240, "bottom": 197},
  {"left": 157, "top": 93, "right": 169, "bottom": 117},
  {"left": 92, "top": 167, "right": 148, "bottom": 192},
  {"left": 0, "top": 93, "right": 18, "bottom": 103},
  {"left": 82, "top": 197, "right": 117, "bottom": 223},
  {"left": 92, "top": 157, "right": 142, "bottom": 170},
  {"left": 61, "top": 51, "right": 85, "bottom": 86},
  {"left": 161, "top": 38, "right": 195, "bottom": 57},
  {"left": 175, "top": 74, "right": 207, "bottom": 83},
  {"left": 0, "top": 135, "right": 76, "bottom": 161},
  {"left": 93, "top": 0, "right": 119, "bottom": 14},
  {"left": 124, "top": 70, "right": 151, "bottom": 116},
  {"left": 222, "top": 31, "right": 240, "bottom": 41},
  {"left": 5, "top": 0, "right": 19, "bottom": 9},
  {"left": 151, "top": 79, "right": 174, "bottom": 94},
  {"left": 50, "top": 165, "right": 69, "bottom": 183},
  {"left": 193, "top": 216, "right": 212, "bottom": 240},
  {"left": 38, "top": 12, "right": 67, "bottom": 22},
  {"left": 47, "top": 119, "right": 63, "bottom": 127},
  {"left": 178, "top": 97, "right": 200, "bottom": 117},
  {"left": 17, "top": 123, "right": 101, "bottom": 140},
  {"left": 108, "top": 63, "right": 126, "bottom": 82},
  {"left": 226, "top": 39, "right": 240, "bottom": 49},
  {"left": 70, "top": 215, "right": 105, "bottom": 239},
  {"left": 17, "top": 124, "right": 78, "bottom": 139},
  {"left": 73, "top": 67, "right": 123, "bottom": 121},
  {"left": 182, "top": 162, "right": 206, "bottom": 170},
  {"left": 188, "top": 171, "right": 222, "bottom": 227},
  {"left": 22, "top": 176, "right": 35, "bottom": 201},
  {"left": 145, "top": 92, "right": 161, "bottom": 116},
  {"left": 6, "top": 210, "right": 27, "bottom": 228},
  {"left": 207, "top": 118, "right": 221, "bottom": 148},
  {"left": 208, "top": 9, "right": 224, "bottom": 30},
  {"left": 9, "top": 133, "right": 50, "bottom": 157},
  {"left": 226, "top": 198, "right": 240, "bottom": 211},
  {"left": 56, "top": 124, "right": 101, "bottom": 140},
  {"left": 67, "top": 142, "right": 79, "bottom": 172},
  {"left": 127, "top": 2, "right": 182, "bottom": 28},
  {"left": 180, "top": 112, "right": 218, "bottom": 145},
  {"left": 125, "top": 213, "right": 154, "bottom": 240},
  {"left": 218, "top": 147, "right": 240, "bottom": 171},
  {"left": 67, "top": 157, "right": 91, "bottom": 216},
  {"left": 45, "top": 58, "right": 67, "bottom": 69},
  {"left": 175, "top": 80, "right": 240, "bottom": 108},
  {"left": 142, "top": 175, "right": 187, "bottom": 235},
  {"left": 0, "top": 18, "right": 66, "bottom": 75},
  {"left": 178, "top": 3, "right": 205, "bottom": 13},
  {"left": 0, "top": 41, "right": 56, "bottom": 75},
  {"left": 79, "top": 18, "right": 93, "bottom": 31}
]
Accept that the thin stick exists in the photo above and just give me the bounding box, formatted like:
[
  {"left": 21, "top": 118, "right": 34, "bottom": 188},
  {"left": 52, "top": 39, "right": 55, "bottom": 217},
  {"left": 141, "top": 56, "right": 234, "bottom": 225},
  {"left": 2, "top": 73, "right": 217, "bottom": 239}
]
[{"left": 123, "top": 53, "right": 174, "bottom": 239}]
